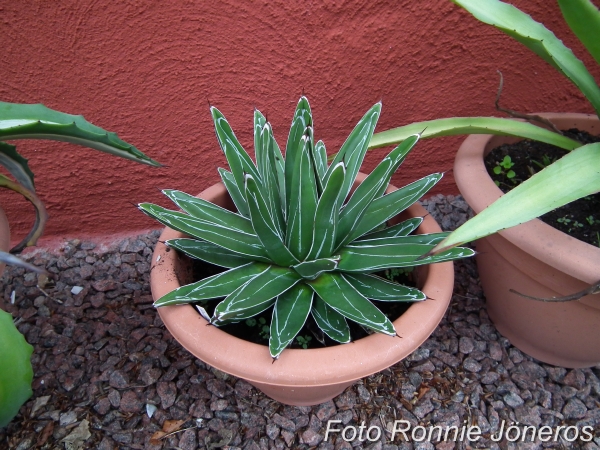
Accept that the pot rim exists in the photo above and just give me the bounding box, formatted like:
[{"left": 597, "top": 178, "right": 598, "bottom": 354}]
[
  {"left": 454, "top": 112, "right": 600, "bottom": 285},
  {"left": 150, "top": 176, "right": 455, "bottom": 388}
]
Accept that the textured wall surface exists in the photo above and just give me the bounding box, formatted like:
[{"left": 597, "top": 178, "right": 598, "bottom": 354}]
[{"left": 1, "top": 0, "right": 598, "bottom": 243}]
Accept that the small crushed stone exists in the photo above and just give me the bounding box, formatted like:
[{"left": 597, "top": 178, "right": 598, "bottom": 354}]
[{"left": 1, "top": 194, "right": 599, "bottom": 449}]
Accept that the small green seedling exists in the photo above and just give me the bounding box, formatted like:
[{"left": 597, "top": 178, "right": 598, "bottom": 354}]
[
  {"left": 245, "top": 317, "right": 270, "bottom": 340},
  {"left": 296, "top": 335, "right": 313, "bottom": 349},
  {"left": 586, "top": 215, "right": 596, "bottom": 226},
  {"left": 493, "top": 155, "right": 516, "bottom": 186},
  {"left": 557, "top": 216, "right": 584, "bottom": 232},
  {"left": 531, "top": 154, "right": 556, "bottom": 170}
]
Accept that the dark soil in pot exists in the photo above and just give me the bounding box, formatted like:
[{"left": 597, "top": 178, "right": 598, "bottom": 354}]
[
  {"left": 185, "top": 258, "right": 414, "bottom": 350},
  {"left": 484, "top": 128, "right": 600, "bottom": 246}
]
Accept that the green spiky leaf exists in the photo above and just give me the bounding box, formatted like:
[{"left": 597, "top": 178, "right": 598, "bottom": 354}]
[{"left": 269, "top": 284, "right": 313, "bottom": 358}]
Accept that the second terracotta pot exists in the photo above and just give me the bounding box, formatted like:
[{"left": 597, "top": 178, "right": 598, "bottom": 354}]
[
  {"left": 454, "top": 113, "right": 600, "bottom": 368},
  {"left": 150, "top": 174, "right": 456, "bottom": 406}
]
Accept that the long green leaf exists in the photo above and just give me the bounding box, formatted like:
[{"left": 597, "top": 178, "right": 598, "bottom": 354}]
[
  {"left": 350, "top": 233, "right": 449, "bottom": 248},
  {"left": 163, "top": 189, "right": 254, "bottom": 234},
  {"left": 325, "top": 102, "right": 381, "bottom": 203},
  {"left": 338, "top": 242, "right": 475, "bottom": 272},
  {"left": 286, "top": 136, "right": 318, "bottom": 260},
  {"left": 254, "top": 109, "right": 268, "bottom": 177},
  {"left": 154, "top": 262, "right": 269, "bottom": 306},
  {"left": 344, "top": 173, "right": 442, "bottom": 244},
  {"left": 307, "top": 162, "right": 346, "bottom": 260},
  {"left": 558, "top": 0, "right": 600, "bottom": 67},
  {"left": 369, "top": 117, "right": 580, "bottom": 151},
  {"left": 336, "top": 135, "right": 420, "bottom": 247},
  {"left": 343, "top": 273, "right": 426, "bottom": 302},
  {"left": 0, "top": 142, "right": 35, "bottom": 192},
  {"left": 285, "top": 97, "right": 312, "bottom": 214},
  {"left": 0, "top": 102, "right": 160, "bottom": 166},
  {"left": 453, "top": 0, "right": 600, "bottom": 117},
  {"left": 307, "top": 272, "right": 396, "bottom": 335},
  {"left": 218, "top": 168, "right": 249, "bottom": 218},
  {"left": 311, "top": 295, "right": 351, "bottom": 343},
  {"left": 211, "top": 106, "right": 261, "bottom": 194},
  {"left": 212, "top": 266, "right": 300, "bottom": 322},
  {"left": 245, "top": 174, "right": 298, "bottom": 266},
  {"left": 138, "top": 203, "right": 271, "bottom": 261},
  {"left": 269, "top": 284, "right": 313, "bottom": 358},
  {"left": 0, "top": 309, "right": 33, "bottom": 427},
  {"left": 434, "top": 142, "right": 600, "bottom": 252},
  {"left": 313, "top": 140, "right": 328, "bottom": 181},
  {"left": 260, "top": 123, "right": 285, "bottom": 234},
  {"left": 166, "top": 238, "right": 254, "bottom": 268},
  {"left": 358, "top": 217, "right": 424, "bottom": 240},
  {"left": 0, "top": 174, "right": 48, "bottom": 253}
]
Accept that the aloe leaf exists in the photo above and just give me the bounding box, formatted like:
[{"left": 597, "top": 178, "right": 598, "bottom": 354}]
[
  {"left": 0, "top": 142, "right": 35, "bottom": 192},
  {"left": 325, "top": 102, "right": 381, "bottom": 203},
  {"left": 307, "top": 162, "right": 346, "bottom": 260},
  {"left": 154, "top": 262, "right": 269, "bottom": 306},
  {"left": 218, "top": 168, "right": 249, "bottom": 218},
  {"left": 307, "top": 272, "right": 396, "bottom": 335},
  {"left": 358, "top": 217, "right": 424, "bottom": 240},
  {"left": 211, "top": 106, "right": 261, "bottom": 192},
  {"left": 166, "top": 238, "right": 254, "bottom": 268},
  {"left": 269, "top": 284, "right": 313, "bottom": 358},
  {"left": 345, "top": 173, "right": 442, "bottom": 244},
  {"left": 338, "top": 242, "right": 475, "bottom": 272},
  {"left": 558, "top": 0, "right": 600, "bottom": 67},
  {"left": 453, "top": 0, "right": 600, "bottom": 117},
  {"left": 0, "top": 174, "right": 48, "bottom": 253},
  {"left": 336, "top": 135, "right": 420, "bottom": 248},
  {"left": 369, "top": 117, "right": 580, "bottom": 151},
  {"left": 344, "top": 273, "right": 426, "bottom": 302},
  {"left": 285, "top": 97, "right": 313, "bottom": 214},
  {"left": 163, "top": 189, "right": 254, "bottom": 234},
  {"left": 311, "top": 295, "right": 351, "bottom": 343},
  {"left": 245, "top": 174, "right": 298, "bottom": 266},
  {"left": 434, "top": 142, "right": 600, "bottom": 252},
  {"left": 286, "top": 136, "right": 318, "bottom": 260},
  {"left": 138, "top": 203, "right": 271, "bottom": 261},
  {"left": 292, "top": 257, "right": 339, "bottom": 280},
  {"left": 0, "top": 309, "right": 33, "bottom": 427},
  {"left": 213, "top": 265, "right": 301, "bottom": 323},
  {"left": 0, "top": 101, "right": 160, "bottom": 166}
]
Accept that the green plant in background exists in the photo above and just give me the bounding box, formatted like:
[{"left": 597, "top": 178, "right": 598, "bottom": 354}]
[
  {"left": 492, "top": 155, "right": 516, "bottom": 185},
  {"left": 139, "top": 97, "right": 475, "bottom": 359},
  {"left": 0, "top": 309, "right": 33, "bottom": 428},
  {"left": 368, "top": 0, "right": 600, "bottom": 254},
  {"left": 0, "top": 101, "right": 161, "bottom": 263},
  {"left": 0, "top": 101, "right": 160, "bottom": 427}
]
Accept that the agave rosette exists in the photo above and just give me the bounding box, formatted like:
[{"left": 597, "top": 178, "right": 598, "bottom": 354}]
[{"left": 139, "top": 97, "right": 474, "bottom": 358}]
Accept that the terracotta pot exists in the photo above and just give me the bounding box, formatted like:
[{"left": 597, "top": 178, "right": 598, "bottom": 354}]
[
  {"left": 0, "top": 206, "right": 9, "bottom": 277},
  {"left": 150, "top": 174, "right": 455, "bottom": 406},
  {"left": 454, "top": 113, "right": 600, "bottom": 368}
]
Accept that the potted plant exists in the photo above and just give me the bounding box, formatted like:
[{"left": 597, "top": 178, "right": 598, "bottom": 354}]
[
  {"left": 141, "top": 96, "right": 475, "bottom": 405},
  {"left": 370, "top": 0, "right": 600, "bottom": 367},
  {"left": 0, "top": 101, "right": 160, "bottom": 427}
]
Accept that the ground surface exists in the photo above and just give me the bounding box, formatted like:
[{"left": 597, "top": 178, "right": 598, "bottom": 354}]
[{"left": 1, "top": 195, "right": 599, "bottom": 450}]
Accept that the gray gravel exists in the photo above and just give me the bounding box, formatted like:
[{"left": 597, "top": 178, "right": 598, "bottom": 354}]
[{"left": 1, "top": 194, "right": 599, "bottom": 449}]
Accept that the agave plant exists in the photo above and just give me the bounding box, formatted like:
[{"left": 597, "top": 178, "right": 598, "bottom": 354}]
[{"left": 139, "top": 97, "right": 474, "bottom": 358}]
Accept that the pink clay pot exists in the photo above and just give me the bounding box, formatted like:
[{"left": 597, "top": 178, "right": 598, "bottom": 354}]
[
  {"left": 454, "top": 113, "right": 600, "bottom": 368},
  {"left": 150, "top": 174, "right": 455, "bottom": 405}
]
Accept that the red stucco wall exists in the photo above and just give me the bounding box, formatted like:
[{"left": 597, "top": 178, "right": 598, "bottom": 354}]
[{"left": 1, "top": 0, "right": 598, "bottom": 245}]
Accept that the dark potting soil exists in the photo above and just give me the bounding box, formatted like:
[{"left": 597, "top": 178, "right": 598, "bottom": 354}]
[
  {"left": 484, "top": 128, "right": 600, "bottom": 247},
  {"left": 187, "top": 258, "right": 415, "bottom": 351}
]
